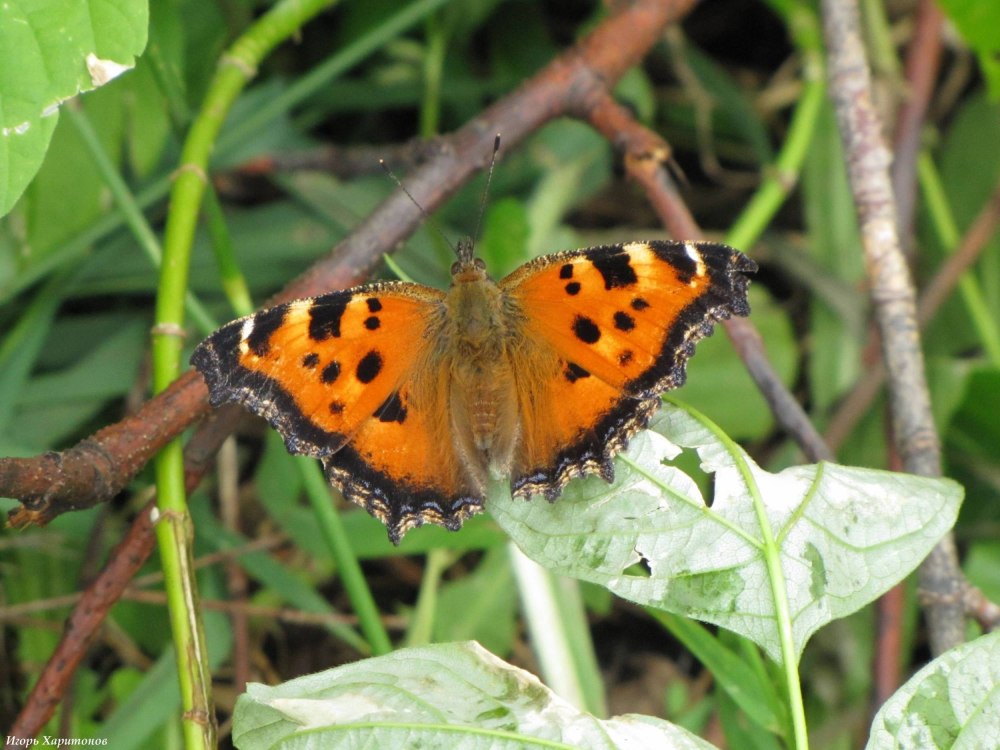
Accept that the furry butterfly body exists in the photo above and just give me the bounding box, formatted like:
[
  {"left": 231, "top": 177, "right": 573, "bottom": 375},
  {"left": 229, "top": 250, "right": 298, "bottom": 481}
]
[{"left": 192, "top": 240, "right": 755, "bottom": 543}]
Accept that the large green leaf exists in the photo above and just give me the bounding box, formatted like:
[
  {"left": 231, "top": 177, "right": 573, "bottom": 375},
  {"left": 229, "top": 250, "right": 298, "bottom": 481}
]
[
  {"left": 867, "top": 631, "right": 1000, "bottom": 749},
  {"left": 490, "top": 404, "right": 963, "bottom": 663},
  {"left": 233, "top": 641, "right": 716, "bottom": 750},
  {"left": 0, "top": 0, "right": 149, "bottom": 215}
]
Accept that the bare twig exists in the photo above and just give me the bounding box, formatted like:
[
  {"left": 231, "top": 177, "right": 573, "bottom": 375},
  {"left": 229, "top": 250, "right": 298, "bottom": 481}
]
[
  {"left": 821, "top": 0, "right": 965, "bottom": 655},
  {"left": 892, "top": 0, "right": 944, "bottom": 247}
]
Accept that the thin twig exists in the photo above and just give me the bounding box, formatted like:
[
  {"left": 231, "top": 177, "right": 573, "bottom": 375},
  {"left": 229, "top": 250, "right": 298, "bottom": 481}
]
[
  {"left": 820, "top": 0, "right": 964, "bottom": 656},
  {"left": 892, "top": 0, "right": 944, "bottom": 248}
]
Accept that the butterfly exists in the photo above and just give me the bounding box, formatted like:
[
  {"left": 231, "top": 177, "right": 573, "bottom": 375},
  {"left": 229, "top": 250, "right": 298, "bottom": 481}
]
[{"left": 192, "top": 239, "right": 756, "bottom": 543}]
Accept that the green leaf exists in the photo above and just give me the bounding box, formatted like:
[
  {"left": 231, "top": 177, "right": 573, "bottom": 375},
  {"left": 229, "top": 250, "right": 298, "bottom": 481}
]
[
  {"left": 0, "top": 0, "right": 149, "bottom": 215},
  {"left": 936, "top": 0, "right": 1000, "bottom": 97},
  {"left": 867, "top": 631, "right": 1000, "bottom": 749},
  {"left": 490, "top": 404, "right": 963, "bottom": 663},
  {"left": 233, "top": 641, "right": 717, "bottom": 749}
]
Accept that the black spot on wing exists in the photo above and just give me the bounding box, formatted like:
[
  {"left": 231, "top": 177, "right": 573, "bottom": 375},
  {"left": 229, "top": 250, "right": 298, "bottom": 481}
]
[
  {"left": 356, "top": 350, "right": 383, "bottom": 383},
  {"left": 375, "top": 391, "right": 407, "bottom": 423},
  {"left": 321, "top": 360, "right": 341, "bottom": 384},
  {"left": 564, "top": 362, "right": 590, "bottom": 383},
  {"left": 613, "top": 311, "right": 635, "bottom": 331},
  {"left": 585, "top": 247, "right": 638, "bottom": 289},
  {"left": 559, "top": 263, "right": 574, "bottom": 279},
  {"left": 191, "top": 324, "right": 347, "bottom": 458},
  {"left": 618, "top": 350, "right": 634, "bottom": 366},
  {"left": 364, "top": 315, "right": 381, "bottom": 330},
  {"left": 309, "top": 295, "right": 350, "bottom": 341},
  {"left": 329, "top": 401, "right": 345, "bottom": 414},
  {"left": 301, "top": 352, "right": 320, "bottom": 369},
  {"left": 631, "top": 297, "right": 650, "bottom": 311},
  {"left": 366, "top": 298, "right": 382, "bottom": 312},
  {"left": 245, "top": 306, "right": 286, "bottom": 357},
  {"left": 572, "top": 315, "right": 601, "bottom": 344},
  {"left": 565, "top": 281, "right": 581, "bottom": 296}
]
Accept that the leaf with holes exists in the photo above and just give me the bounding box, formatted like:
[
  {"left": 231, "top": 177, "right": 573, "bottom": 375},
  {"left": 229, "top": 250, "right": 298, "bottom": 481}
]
[
  {"left": 489, "top": 403, "right": 963, "bottom": 664},
  {"left": 0, "top": 0, "right": 148, "bottom": 215}
]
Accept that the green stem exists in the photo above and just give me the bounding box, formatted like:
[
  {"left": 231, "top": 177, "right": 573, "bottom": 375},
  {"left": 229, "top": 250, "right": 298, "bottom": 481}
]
[
  {"left": 202, "top": 186, "right": 255, "bottom": 318},
  {"left": 695, "top": 409, "right": 809, "bottom": 750},
  {"left": 299, "top": 459, "right": 393, "bottom": 655},
  {"left": 405, "top": 547, "right": 453, "bottom": 647},
  {"left": 151, "top": 2, "right": 338, "bottom": 745}
]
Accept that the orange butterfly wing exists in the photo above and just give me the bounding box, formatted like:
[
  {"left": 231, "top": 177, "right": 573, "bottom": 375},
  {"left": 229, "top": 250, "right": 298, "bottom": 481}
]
[
  {"left": 500, "top": 240, "right": 756, "bottom": 498},
  {"left": 191, "top": 282, "right": 483, "bottom": 542}
]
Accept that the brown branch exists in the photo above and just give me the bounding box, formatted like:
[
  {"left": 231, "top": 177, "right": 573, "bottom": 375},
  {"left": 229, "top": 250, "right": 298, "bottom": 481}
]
[
  {"left": 821, "top": 0, "right": 964, "bottom": 655},
  {"left": 4, "top": 370, "right": 209, "bottom": 527},
  {"left": 6, "top": 501, "right": 158, "bottom": 743},
  {"left": 965, "top": 585, "right": 1000, "bottom": 632},
  {"left": 1, "top": 0, "right": 698, "bottom": 527}
]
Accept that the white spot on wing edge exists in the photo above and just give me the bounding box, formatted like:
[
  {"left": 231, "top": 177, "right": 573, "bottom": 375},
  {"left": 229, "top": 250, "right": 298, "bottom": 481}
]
[
  {"left": 238, "top": 318, "right": 254, "bottom": 355},
  {"left": 683, "top": 241, "right": 707, "bottom": 283},
  {"left": 86, "top": 53, "right": 132, "bottom": 86}
]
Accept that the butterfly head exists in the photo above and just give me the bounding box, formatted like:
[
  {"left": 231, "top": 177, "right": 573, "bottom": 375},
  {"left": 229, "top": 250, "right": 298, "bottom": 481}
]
[{"left": 450, "top": 238, "right": 488, "bottom": 283}]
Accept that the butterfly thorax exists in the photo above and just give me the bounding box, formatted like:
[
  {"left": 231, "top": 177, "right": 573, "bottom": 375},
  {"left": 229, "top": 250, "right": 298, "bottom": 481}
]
[{"left": 442, "top": 257, "right": 522, "bottom": 487}]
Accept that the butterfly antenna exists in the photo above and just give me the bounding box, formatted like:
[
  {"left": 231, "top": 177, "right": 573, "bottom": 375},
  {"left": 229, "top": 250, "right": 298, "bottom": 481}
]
[
  {"left": 470, "top": 134, "right": 502, "bottom": 259},
  {"left": 379, "top": 158, "right": 458, "bottom": 258}
]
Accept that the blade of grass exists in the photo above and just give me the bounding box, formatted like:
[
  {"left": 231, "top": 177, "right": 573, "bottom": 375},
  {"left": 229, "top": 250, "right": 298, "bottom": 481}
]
[
  {"left": 648, "top": 610, "right": 785, "bottom": 735},
  {"left": 405, "top": 547, "right": 455, "bottom": 647},
  {"left": 0, "top": 267, "right": 75, "bottom": 429},
  {"left": 64, "top": 105, "right": 218, "bottom": 335},
  {"left": 297, "top": 458, "right": 393, "bottom": 655}
]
